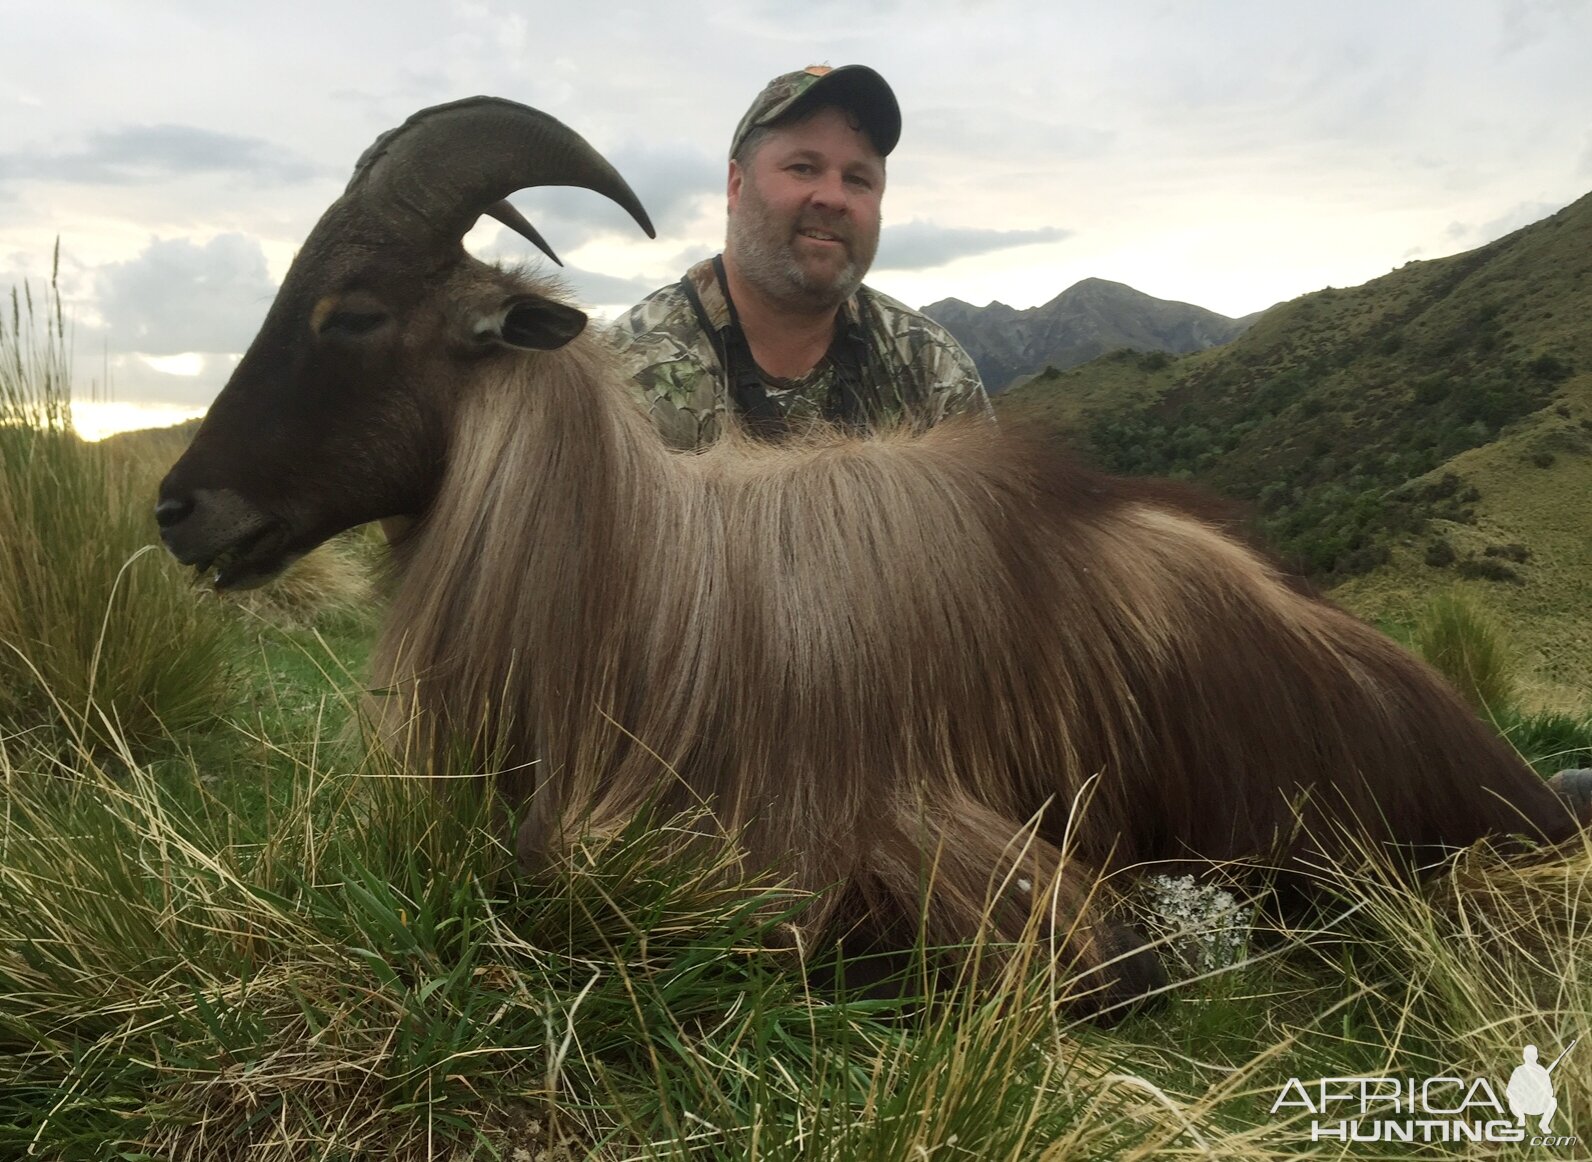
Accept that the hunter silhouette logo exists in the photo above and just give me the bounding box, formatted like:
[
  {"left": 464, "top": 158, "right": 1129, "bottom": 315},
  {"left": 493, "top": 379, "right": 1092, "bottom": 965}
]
[
  {"left": 1272, "top": 1038, "right": 1582, "bottom": 1147},
  {"left": 1508, "top": 1040, "right": 1576, "bottom": 1135}
]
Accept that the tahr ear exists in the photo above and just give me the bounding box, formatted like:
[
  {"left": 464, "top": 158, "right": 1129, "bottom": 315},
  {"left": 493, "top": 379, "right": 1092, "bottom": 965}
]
[{"left": 480, "top": 294, "right": 588, "bottom": 350}]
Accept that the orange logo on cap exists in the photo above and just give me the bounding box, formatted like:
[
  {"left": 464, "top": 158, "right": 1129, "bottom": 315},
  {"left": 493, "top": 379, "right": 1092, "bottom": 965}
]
[{"left": 804, "top": 65, "right": 833, "bottom": 76}]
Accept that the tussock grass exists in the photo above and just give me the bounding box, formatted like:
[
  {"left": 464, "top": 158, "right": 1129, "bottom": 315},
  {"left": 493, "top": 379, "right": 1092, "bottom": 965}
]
[
  {"left": 5, "top": 687, "right": 1590, "bottom": 1158},
  {"left": 1412, "top": 590, "right": 1518, "bottom": 717},
  {"left": 1504, "top": 709, "right": 1592, "bottom": 777},
  {"left": 0, "top": 718, "right": 1254, "bottom": 1161},
  {"left": 221, "top": 533, "right": 377, "bottom": 628},
  {"left": 0, "top": 265, "right": 236, "bottom": 751},
  {"left": 1296, "top": 833, "right": 1592, "bottom": 1152}
]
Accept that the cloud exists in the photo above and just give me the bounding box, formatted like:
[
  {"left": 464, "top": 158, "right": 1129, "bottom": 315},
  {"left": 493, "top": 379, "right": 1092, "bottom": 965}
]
[
  {"left": 875, "top": 219, "right": 1071, "bottom": 271},
  {"left": 92, "top": 354, "right": 240, "bottom": 409},
  {"left": 0, "top": 124, "right": 322, "bottom": 187},
  {"left": 327, "top": 71, "right": 459, "bottom": 121},
  {"left": 556, "top": 265, "right": 668, "bottom": 310},
  {"left": 907, "top": 107, "right": 1115, "bottom": 163},
  {"left": 94, "top": 234, "right": 278, "bottom": 355},
  {"left": 1498, "top": 0, "right": 1583, "bottom": 55},
  {"left": 1445, "top": 199, "right": 1567, "bottom": 248}
]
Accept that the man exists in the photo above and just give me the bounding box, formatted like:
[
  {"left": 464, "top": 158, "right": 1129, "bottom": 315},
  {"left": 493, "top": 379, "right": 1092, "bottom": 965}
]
[
  {"left": 1506, "top": 1043, "right": 1560, "bottom": 1134},
  {"left": 611, "top": 65, "right": 991, "bottom": 450}
]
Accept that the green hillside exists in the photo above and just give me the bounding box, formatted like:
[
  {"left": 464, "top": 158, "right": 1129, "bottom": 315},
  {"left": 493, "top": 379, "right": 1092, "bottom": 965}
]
[{"left": 1000, "top": 189, "right": 1592, "bottom": 706}]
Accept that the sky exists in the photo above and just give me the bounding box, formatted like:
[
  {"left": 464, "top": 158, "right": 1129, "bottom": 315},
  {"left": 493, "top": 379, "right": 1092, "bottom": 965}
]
[{"left": 3, "top": 0, "right": 1590, "bottom": 437}]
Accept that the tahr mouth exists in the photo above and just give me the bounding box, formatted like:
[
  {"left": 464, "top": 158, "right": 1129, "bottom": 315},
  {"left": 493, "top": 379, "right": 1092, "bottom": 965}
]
[{"left": 187, "top": 522, "right": 295, "bottom": 591}]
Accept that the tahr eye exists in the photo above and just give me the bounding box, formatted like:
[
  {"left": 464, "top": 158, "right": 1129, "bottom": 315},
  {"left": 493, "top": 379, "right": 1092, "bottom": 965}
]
[{"left": 319, "top": 310, "right": 388, "bottom": 337}]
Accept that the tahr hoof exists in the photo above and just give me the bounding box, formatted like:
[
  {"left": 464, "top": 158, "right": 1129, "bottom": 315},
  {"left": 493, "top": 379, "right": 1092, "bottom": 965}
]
[
  {"left": 1067, "top": 923, "right": 1168, "bottom": 1025},
  {"left": 1547, "top": 767, "right": 1592, "bottom": 826}
]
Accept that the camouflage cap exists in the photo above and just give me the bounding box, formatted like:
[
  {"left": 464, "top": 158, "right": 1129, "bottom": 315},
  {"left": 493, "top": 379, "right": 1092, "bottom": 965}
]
[{"left": 729, "top": 65, "right": 901, "bottom": 160}]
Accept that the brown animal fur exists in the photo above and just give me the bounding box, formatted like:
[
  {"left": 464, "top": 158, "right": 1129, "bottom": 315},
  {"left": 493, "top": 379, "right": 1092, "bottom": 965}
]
[{"left": 364, "top": 297, "right": 1580, "bottom": 1008}]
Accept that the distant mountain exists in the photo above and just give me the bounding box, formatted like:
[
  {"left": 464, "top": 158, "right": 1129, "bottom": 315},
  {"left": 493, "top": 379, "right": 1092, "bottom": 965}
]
[
  {"left": 999, "top": 189, "right": 1592, "bottom": 705},
  {"left": 921, "top": 278, "right": 1258, "bottom": 393}
]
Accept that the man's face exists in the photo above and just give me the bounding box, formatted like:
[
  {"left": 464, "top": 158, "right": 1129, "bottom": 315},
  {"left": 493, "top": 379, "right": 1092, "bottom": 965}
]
[{"left": 726, "top": 104, "right": 885, "bottom": 313}]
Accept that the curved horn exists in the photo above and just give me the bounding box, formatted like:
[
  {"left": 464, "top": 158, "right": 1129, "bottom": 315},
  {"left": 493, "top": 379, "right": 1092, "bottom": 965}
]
[
  {"left": 347, "top": 96, "right": 656, "bottom": 249},
  {"left": 485, "top": 199, "right": 561, "bottom": 266}
]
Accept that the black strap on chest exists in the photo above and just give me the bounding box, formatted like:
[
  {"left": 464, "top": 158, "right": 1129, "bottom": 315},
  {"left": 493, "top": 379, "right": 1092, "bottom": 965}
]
[{"left": 679, "top": 256, "right": 876, "bottom": 438}]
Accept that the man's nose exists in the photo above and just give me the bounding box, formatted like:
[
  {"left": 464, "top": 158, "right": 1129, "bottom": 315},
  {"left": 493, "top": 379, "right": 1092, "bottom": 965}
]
[{"left": 808, "top": 171, "right": 850, "bottom": 212}]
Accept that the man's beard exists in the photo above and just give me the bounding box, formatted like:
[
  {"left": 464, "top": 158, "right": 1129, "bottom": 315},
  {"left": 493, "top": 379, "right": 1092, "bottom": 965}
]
[{"left": 727, "top": 179, "right": 877, "bottom": 313}]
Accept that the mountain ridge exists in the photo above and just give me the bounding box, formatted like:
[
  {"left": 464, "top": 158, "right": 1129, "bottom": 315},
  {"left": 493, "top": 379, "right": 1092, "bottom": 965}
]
[
  {"left": 998, "top": 188, "right": 1592, "bottom": 705},
  {"left": 922, "top": 277, "right": 1257, "bottom": 392}
]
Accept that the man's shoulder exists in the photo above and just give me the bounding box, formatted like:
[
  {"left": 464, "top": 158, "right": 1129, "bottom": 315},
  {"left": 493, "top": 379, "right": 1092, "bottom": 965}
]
[
  {"left": 611, "top": 259, "right": 724, "bottom": 357},
  {"left": 853, "top": 283, "right": 969, "bottom": 360},
  {"left": 852, "top": 283, "right": 990, "bottom": 416},
  {"left": 855, "top": 283, "right": 948, "bottom": 335},
  {"left": 611, "top": 280, "right": 693, "bottom": 345},
  {"left": 855, "top": 284, "right": 976, "bottom": 369},
  {"left": 608, "top": 263, "right": 727, "bottom": 448}
]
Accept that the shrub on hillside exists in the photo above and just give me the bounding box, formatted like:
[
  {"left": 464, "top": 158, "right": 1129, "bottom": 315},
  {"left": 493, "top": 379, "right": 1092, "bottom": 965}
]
[
  {"left": 1483, "top": 542, "right": 1531, "bottom": 563},
  {"left": 1455, "top": 558, "right": 1523, "bottom": 584},
  {"left": 1528, "top": 352, "right": 1573, "bottom": 381},
  {"left": 1412, "top": 592, "right": 1517, "bottom": 716}
]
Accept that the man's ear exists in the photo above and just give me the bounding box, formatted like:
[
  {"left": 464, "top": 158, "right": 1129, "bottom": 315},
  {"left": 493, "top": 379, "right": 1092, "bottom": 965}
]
[
  {"left": 478, "top": 294, "right": 588, "bottom": 350},
  {"left": 727, "top": 159, "right": 743, "bottom": 213}
]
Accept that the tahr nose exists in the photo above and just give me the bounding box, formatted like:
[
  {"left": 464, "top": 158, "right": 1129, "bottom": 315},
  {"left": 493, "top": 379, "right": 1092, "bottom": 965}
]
[{"left": 154, "top": 496, "right": 194, "bottom": 529}]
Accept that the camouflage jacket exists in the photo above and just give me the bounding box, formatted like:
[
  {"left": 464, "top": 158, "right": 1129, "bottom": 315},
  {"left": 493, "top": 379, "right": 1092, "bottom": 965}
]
[{"left": 610, "top": 257, "right": 991, "bottom": 450}]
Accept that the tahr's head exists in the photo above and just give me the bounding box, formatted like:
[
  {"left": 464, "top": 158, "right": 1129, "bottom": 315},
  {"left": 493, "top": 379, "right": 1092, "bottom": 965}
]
[{"left": 156, "top": 98, "right": 653, "bottom": 588}]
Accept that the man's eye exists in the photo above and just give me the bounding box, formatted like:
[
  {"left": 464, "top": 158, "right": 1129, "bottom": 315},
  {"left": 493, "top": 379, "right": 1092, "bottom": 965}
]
[{"left": 320, "top": 311, "right": 388, "bottom": 336}]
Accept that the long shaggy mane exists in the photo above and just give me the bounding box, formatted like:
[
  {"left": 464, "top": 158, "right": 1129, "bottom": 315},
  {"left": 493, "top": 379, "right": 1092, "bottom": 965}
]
[{"left": 370, "top": 309, "right": 1576, "bottom": 984}]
